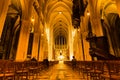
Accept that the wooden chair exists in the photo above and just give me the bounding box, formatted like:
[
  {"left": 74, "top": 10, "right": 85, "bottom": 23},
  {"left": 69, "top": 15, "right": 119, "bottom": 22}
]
[
  {"left": 0, "top": 60, "right": 6, "bottom": 80},
  {"left": 0, "top": 60, "right": 15, "bottom": 80},
  {"left": 4, "top": 61, "right": 15, "bottom": 80},
  {"left": 89, "top": 61, "right": 104, "bottom": 80},
  {"left": 78, "top": 61, "right": 94, "bottom": 79},
  {"left": 101, "top": 61, "right": 120, "bottom": 80},
  {"left": 14, "top": 62, "right": 29, "bottom": 80},
  {"left": 28, "top": 61, "right": 39, "bottom": 79}
]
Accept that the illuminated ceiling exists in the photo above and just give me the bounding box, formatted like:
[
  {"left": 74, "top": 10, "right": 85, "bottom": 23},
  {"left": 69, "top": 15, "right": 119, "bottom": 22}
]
[
  {"left": 45, "top": 0, "right": 72, "bottom": 43},
  {"left": 7, "top": 0, "right": 118, "bottom": 44}
]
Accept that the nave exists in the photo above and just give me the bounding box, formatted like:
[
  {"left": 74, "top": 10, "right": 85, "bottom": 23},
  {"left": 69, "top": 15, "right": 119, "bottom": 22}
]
[
  {"left": 1, "top": 60, "right": 120, "bottom": 80},
  {"left": 31, "top": 60, "right": 120, "bottom": 80},
  {"left": 0, "top": 60, "right": 85, "bottom": 80},
  {"left": 39, "top": 61, "right": 83, "bottom": 80}
]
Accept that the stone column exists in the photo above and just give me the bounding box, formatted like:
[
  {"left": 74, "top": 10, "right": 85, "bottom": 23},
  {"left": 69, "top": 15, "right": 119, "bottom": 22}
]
[
  {"left": 69, "top": 25, "right": 74, "bottom": 60},
  {"left": 39, "top": 34, "right": 44, "bottom": 61},
  {"left": 88, "top": 0, "right": 103, "bottom": 36},
  {"left": 0, "top": 0, "right": 10, "bottom": 38},
  {"left": 80, "top": 16, "right": 92, "bottom": 61},
  {"left": 31, "top": 33, "right": 39, "bottom": 60},
  {"left": 15, "top": 20, "right": 31, "bottom": 61},
  {"left": 31, "top": 6, "right": 39, "bottom": 60},
  {"left": 48, "top": 28, "right": 53, "bottom": 61},
  {"left": 15, "top": 0, "right": 34, "bottom": 61}
]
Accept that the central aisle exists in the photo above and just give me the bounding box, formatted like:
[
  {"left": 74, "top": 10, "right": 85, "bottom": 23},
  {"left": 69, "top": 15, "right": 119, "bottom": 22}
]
[{"left": 39, "top": 61, "right": 85, "bottom": 80}]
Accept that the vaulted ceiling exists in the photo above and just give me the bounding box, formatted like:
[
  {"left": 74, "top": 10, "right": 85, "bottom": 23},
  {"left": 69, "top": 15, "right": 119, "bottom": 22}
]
[{"left": 45, "top": 0, "right": 73, "bottom": 43}]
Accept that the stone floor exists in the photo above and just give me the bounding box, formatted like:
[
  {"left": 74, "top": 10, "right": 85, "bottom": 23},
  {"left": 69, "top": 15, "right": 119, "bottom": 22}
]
[{"left": 37, "top": 61, "right": 87, "bottom": 80}]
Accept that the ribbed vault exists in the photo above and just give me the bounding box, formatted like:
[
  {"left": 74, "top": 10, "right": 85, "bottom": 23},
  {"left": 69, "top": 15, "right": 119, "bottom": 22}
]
[{"left": 45, "top": 0, "right": 72, "bottom": 46}]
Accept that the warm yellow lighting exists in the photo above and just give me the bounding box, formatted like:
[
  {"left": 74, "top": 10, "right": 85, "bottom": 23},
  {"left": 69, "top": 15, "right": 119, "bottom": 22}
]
[
  {"left": 60, "top": 50, "right": 62, "bottom": 53},
  {"left": 72, "top": 29, "right": 76, "bottom": 38},
  {"left": 59, "top": 55, "right": 64, "bottom": 60},
  {"left": 30, "top": 26, "right": 34, "bottom": 33},
  {"left": 87, "top": 11, "right": 90, "bottom": 16},
  {"left": 59, "top": 11, "right": 62, "bottom": 14},
  {"left": 41, "top": 33, "right": 44, "bottom": 36},
  {"left": 46, "top": 28, "right": 49, "bottom": 42},
  {"left": 31, "top": 18, "right": 35, "bottom": 22},
  {"left": 101, "top": 16, "right": 104, "bottom": 20},
  {"left": 70, "top": 55, "right": 73, "bottom": 60}
]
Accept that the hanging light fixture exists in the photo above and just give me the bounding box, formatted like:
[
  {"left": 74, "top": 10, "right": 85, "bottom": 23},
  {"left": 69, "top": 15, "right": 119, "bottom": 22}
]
[{"left": 59, "top": 11, "right": 62, "bottom": 14}]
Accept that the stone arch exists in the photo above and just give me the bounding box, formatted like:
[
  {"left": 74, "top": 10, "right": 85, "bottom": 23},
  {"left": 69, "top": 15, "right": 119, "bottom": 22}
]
[
  {"left": 46, "top": 1, "right": 72, "bottom": 26},
  {"left": 20, "top": 0, "right": 35, "bottom": 20},
  {"left": 46, "top": 1, "right": 72, "bottom": 18},
  {"left": 98, "top": 0, "right": 120, "bottom": 56},
  {"left": 7, "top": 0, "right": 22, "bottom": 60}
]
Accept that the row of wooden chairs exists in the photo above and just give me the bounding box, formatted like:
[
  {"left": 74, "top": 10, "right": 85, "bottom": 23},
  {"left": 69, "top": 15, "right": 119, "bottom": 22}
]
[
  {"left": 79, "top": 61, "right": 120, "bottom": 80},
  {"left": 65, "top": 60, "right": 120, "bottom": 80},
  {"left": 0, "top": 60, "right": 58, "bottom": 80},
  {"left": 101, "top": 61, "right": 120, "bottom": 80}
]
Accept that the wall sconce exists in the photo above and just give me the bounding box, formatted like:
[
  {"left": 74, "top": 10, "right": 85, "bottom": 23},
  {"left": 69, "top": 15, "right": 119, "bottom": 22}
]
[
  {"left": 30, "top": 16, "right": 35, "bottom": 33},
  {"left": 87, "top": 11, "right": 90, "bottom": 16},
  {"left": 31, "top": 18, "right": 35, "bottom": 22}
]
